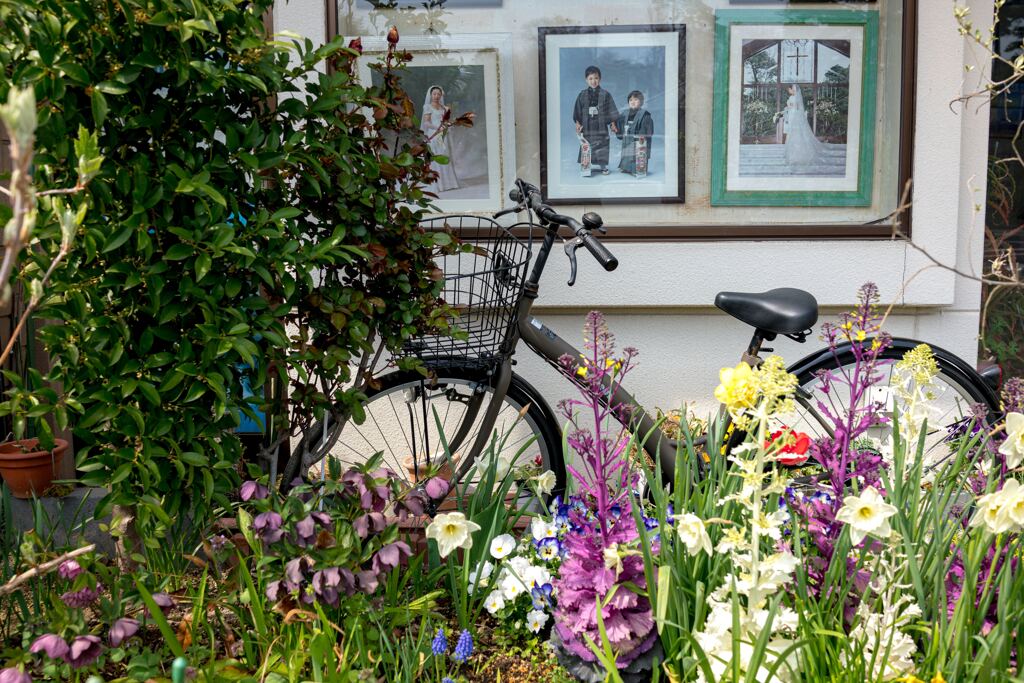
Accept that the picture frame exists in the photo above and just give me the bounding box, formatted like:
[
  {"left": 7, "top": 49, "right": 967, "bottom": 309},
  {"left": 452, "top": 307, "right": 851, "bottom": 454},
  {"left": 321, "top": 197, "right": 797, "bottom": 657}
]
[
  {"left": 711, "top": 10, "right": 879, "bottom": 207},
  {"left": 538, "top": 25, "right": 685, "bottom": 205},
  {"left": 354, "top": 33, "right": 515, "bottom": 213}
]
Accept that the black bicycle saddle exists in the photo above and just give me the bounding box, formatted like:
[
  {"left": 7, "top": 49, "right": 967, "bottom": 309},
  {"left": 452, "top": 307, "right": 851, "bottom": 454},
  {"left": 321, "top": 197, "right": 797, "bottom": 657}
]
[{"left": 714, "top": 288, "right": 818, "bottom": 336}]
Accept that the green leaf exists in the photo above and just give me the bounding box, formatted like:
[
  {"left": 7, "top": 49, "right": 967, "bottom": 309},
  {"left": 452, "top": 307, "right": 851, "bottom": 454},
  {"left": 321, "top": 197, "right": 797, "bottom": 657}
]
[
  {"left": 195, "top": 252, "right": 212, "bottom": 282},
  {"left": 95, "top": 81, "right": 130, "bottom": 95},
  {"left": 164, "top": 244, "right": 193, "bottom": 260},
  {"left": 135, "top": 581, "right": 185, "bottom": 657},
  {"left": 270, "top": 207, "right": 302, "bottom": 222},
  {"left": 91, "top": 89, "right": 108, "bottom": 126},
  {"left": 103, "top": 225, "right": 133, "bottom": 252}
]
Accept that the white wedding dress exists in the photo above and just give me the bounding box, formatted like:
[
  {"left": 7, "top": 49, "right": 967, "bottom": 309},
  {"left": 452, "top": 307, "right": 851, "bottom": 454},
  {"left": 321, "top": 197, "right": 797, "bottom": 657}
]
[
  {"left": 783, "top": 85, "right": 826, "bottom": 167},
  {"left": 421, "top": 86, "right": 460, "bottom": 193}
]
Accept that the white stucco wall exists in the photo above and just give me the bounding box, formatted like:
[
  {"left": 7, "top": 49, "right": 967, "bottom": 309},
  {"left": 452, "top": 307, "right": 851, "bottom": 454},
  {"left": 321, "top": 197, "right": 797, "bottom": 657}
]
[{"left": 274, "top": 0, "right": 993, "bottom": 417}]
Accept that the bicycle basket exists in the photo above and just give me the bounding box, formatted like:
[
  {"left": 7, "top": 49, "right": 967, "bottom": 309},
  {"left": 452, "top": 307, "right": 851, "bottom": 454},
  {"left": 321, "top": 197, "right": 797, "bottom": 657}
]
[{"left": 401, "top": 215, "right": 531, "bottom": 368}]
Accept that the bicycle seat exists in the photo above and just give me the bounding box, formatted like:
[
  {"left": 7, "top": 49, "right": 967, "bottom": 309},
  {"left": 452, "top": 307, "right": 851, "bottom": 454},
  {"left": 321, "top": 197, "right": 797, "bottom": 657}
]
[{"left": 715, "top": 288, "right": 818, "bottom": 335}]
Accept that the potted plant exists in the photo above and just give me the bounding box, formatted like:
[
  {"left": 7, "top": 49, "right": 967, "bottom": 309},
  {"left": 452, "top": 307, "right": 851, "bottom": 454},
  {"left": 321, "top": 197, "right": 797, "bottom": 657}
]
[{"left": 0, "top": 437, "right": 68, "bottom": 498}]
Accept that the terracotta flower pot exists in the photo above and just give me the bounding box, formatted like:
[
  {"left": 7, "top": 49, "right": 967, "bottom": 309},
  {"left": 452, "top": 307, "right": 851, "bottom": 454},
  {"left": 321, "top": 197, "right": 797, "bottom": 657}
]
[{"left": 0, "top": 438, "right": 69, "bottom": 499}]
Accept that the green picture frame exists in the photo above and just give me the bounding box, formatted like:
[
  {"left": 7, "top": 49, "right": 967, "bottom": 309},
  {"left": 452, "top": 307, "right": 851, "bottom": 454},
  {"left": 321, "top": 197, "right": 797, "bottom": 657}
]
[{"left": 711, "top": 9, "right": 879, "bottom": 207}]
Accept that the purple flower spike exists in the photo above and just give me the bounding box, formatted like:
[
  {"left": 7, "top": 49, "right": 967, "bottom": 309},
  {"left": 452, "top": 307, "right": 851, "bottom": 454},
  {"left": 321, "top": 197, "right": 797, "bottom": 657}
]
[
  {"left": 29, "top": 633, "right": 69, "bottom": 660},
  {"left": 424, "top": 477, "right": 450, "bottom": 500},
  {"left": 66, "top": 635, "right": 102, "bottom": 669},
  {"left": 240, "top": 480, "right": 269, "bottom": 501},
  {"left": 252, "top": 511, "right": 285, "bottom": 544},
  {"left": 58, "top": 559, "right": 83, "bottom": 581},
  {"left": 109, "top": 618, "right": 140, "bottom": 647},
  {"left": 0, "top": 668, "right": 31, "bottom": 683}
]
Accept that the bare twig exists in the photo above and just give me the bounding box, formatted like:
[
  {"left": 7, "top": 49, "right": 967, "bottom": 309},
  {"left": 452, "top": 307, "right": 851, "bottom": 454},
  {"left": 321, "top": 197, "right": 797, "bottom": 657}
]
[{"left": 0, "top": 544, "right": 96, "bottom": 596}]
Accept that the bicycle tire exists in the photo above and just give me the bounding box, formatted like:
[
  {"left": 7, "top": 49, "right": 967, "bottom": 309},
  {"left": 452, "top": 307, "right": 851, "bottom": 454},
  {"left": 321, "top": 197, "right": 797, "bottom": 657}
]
[
  {"left": 282, "top": 369, "right": 566, "bottom": 498},
  {"left": 784, "top": 337, "right": 998, "bottom": 469}
]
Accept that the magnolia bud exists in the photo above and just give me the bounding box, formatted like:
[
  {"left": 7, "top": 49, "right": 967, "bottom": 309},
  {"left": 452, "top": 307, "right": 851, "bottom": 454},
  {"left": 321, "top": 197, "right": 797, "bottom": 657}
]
[{"left": 386, "top": 26, "right": 399, "bottom": 45}]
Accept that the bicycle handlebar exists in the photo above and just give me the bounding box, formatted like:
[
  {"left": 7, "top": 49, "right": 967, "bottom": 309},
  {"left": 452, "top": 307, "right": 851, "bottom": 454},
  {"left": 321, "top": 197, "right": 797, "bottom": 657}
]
[{"left": 509, "top": 180, "right": 618, "bottom": 273}]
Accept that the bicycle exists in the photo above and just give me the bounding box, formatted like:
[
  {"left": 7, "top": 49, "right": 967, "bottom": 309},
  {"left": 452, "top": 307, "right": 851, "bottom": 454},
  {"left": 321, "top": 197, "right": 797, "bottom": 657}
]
[{"left": 281, "top": 178, "right": 1002, "bottom": 499}]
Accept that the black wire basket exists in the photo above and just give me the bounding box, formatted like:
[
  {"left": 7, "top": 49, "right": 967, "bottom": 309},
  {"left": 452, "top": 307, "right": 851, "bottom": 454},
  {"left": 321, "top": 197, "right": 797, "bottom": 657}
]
[{"left": 401, "top": 215, "right": 532, "bottom": 369}]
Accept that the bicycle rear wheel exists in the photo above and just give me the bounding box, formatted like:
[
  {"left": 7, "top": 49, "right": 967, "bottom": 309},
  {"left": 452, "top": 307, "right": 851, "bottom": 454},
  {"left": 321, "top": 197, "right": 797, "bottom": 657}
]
[
  {"left": 785, "top": 338, "right": 998, "bottom": 470},
  {"left": 284, "top": 369, "right": 566, "bottom": 498}
]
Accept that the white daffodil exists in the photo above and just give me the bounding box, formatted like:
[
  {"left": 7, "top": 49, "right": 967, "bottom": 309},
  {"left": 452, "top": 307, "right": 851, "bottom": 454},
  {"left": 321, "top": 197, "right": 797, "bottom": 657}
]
[
  {"left": 484, "top": 591, "right": 506, "bottom": 615},
  {"left": 835, "top": 487, "right": 897, "bottom": 545},
  {"left": 971, "top": 479, "right": 1023, "bottom": 534},
  {"left": 532, "top": 470, "right": 557, "bottom": 495},
  {"left": 999, "top": 412, "right": 1024, "bottom": 469},
  {"left": 675, "top": 513, "right": 712, "bottom": 557},
  {"left": 425, "top": 511, "right": 481, "bottom": 558},
  {"left": 489, "top": 534, "right": 516, "bottom": 560},
  {"left": 526, "top": 609, "right": 549, "bottom": 633},
  {"left": 603, "top": 543, "right": 623, "bottom": 576}
]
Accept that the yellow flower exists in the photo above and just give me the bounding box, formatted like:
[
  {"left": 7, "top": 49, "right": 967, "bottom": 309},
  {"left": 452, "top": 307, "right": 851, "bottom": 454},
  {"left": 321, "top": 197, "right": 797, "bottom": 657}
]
[
  {"left": 931, "top": 673, "right": 947, "bottom": 683},
  {"left": 576, "top": 365, "right": 588, "bottom": 378},
  {"left": 855, "top": 329, "right": 867, "bottom": 342},
  {"left": 714, "top": 362, "right": 759, "bottom": 415},
  {"left": 896, "top": 344, "right": 939, "bottom": 385}
]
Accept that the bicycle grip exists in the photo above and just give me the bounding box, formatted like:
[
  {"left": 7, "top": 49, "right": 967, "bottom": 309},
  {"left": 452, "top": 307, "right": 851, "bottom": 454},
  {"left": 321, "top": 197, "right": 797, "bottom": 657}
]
[{"left": 581, "top": 232, "right": 618, "bottom": 271}]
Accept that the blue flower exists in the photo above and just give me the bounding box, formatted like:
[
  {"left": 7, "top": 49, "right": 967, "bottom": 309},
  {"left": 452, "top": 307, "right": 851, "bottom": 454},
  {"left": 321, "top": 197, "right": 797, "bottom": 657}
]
[
  {"left": 609, "top": 504, "right": 622, "bottom": 519},
  {"left": 453, "top": 629, "right": 473, "bottom": 663},
  {"left": 642, "top": 515, "right": 659, "bottom": 531},
  {"left": 536, "top": 537, "right": 560, "bottom": 561},
  {"left": 666, "top": 503, "right": 675, "bottom": 524},
  {"left": 554, "top": 514, "right": 570, "bottom": 536},
  {"left": 531, "top": 582, "right": 554, "bottom": 610},
  {"left": 442, "top": 678, "right": 455, "bottom": 683},
  {"left": 431, "top": 627, "right": 448, "bottom": 656}
]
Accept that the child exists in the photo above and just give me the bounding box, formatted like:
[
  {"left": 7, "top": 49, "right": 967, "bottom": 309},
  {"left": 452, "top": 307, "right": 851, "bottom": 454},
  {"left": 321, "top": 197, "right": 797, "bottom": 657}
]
[
  {"left": 616, "top": 90, "right": 654, "bottom": 177},
  {"left": 572, "top": 66, "right": 619, "bottom": 177}
]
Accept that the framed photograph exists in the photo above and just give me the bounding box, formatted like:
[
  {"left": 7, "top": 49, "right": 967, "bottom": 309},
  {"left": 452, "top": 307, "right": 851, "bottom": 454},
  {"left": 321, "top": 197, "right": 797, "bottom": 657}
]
[
  {"left": 355, "top": 34, "right": 515, "bottom": 213},
  {"left": 538, "top": 25, "right": 685, "bottom": 205},
  {"left": 711, "top": 10, "right": 878, "bottom": 206}
]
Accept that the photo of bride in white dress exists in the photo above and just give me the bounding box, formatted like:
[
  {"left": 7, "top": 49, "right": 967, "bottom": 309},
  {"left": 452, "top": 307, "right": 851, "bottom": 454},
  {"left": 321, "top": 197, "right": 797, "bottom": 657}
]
[{"left": 421, "top": 85, "right": 462, "bottom": 193}]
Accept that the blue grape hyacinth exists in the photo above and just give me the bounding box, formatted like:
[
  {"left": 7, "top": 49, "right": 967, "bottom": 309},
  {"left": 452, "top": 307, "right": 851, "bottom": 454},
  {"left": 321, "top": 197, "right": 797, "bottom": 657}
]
[
  {"left": 453, "top": 629, "right": 473, "bottom": 663},
  {"left": 431, "top": 627, "right": 448, "bottom": 656}
]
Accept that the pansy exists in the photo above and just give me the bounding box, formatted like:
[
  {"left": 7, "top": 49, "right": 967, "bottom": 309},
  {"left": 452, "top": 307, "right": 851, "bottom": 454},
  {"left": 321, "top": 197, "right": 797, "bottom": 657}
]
[
  {"left": 530, "top": 517, "right": 557, "bottom": 541},
  {"left": 530, "top": 582, "right": 554, "bottom": 610},
  {"left": 536, "top": 537, "right": 560, "bottom": 561},
  {"left": 526, "top": 609, "right": 549, "bottom": 633},
  {"left": 489, "top": 534, "right": 516, "bottom": 560},
  {"left": 500, "top": 574, "right": 526, "bottom": 601},
  {"left": 484, "top": 591, "right": 506, "bottom": 615}
]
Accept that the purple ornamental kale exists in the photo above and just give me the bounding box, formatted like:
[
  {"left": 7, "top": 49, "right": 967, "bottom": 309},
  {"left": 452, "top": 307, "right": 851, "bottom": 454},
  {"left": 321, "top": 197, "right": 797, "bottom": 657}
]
[{"left": 551, "top": 312, "right": 655, "bottom": 667}]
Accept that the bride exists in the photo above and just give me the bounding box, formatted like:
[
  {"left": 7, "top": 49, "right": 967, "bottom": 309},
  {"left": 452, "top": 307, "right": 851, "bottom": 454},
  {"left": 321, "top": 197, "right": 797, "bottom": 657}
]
[
  {"left": 782, "top": 84, "right": 825, "bottom": 167},
  {"left": 421, "top": 85, "right": 461, "bottom": 193}
]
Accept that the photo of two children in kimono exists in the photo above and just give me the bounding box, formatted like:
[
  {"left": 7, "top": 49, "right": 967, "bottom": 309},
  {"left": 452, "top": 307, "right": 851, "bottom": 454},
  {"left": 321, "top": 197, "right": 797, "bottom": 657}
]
[{"left": 540, "top": 26, "right": 684, "bottom": 204}]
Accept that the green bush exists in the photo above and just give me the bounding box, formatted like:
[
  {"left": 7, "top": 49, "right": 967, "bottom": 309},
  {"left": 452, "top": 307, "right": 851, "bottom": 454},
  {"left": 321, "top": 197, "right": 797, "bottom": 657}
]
[{"left": 0, "top": 0, "right": 452, "bottom": 540}]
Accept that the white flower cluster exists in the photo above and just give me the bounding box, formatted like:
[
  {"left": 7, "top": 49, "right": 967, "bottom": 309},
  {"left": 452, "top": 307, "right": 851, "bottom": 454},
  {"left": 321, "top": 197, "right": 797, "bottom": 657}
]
[
  {"left": 472, "top": 515, "right": 562, "bottom": 634},
  {"left": 694, "top": 439, "right": 800, "bottom": 682},
  {"left": 847, "top": 564, "right": 922, "bottom": 680}
]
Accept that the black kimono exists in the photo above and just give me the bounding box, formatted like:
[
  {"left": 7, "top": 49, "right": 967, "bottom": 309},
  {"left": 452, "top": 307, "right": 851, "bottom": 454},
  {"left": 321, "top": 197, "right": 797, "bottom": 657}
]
[
  {"left": 615, "top": 107, "right": 654, "bottom": 175},
  {"left": 572, "top": 86, "right": 618, "bottom": 167}
]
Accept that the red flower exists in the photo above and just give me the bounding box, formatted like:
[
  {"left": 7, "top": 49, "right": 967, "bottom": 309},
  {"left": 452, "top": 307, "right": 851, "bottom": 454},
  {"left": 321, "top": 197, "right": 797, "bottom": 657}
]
[{"left": 767, "top": 427, "right": 811, "bottom": 466}]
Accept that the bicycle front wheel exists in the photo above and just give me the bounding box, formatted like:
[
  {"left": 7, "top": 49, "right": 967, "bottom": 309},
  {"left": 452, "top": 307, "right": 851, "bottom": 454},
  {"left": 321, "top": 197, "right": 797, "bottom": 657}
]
[
  {"left": 286, "top": 369, "right": 566, "bottom": 496},
  {"left": 785, "top": 338, "right": 999, "bottom": 470}
]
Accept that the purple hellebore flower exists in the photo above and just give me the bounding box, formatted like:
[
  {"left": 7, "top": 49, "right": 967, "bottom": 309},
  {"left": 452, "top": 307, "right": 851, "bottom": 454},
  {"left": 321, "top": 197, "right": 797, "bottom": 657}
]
[
  {"left": 283, "top": 556, "right": 313, "bottom": 592},
  {"left": 356, "top": 569, "right": 379, "bottom": 594},
  {"left": 393, "top": 492, "right": 425, "bottom": 519},
  {"left": 58, "top": 560, "right": 83, "bottom": 581},
  {"left": 145, "top": 592, "right": 174, "bottom": 617},
  {"left": 371, "top": 541, "right": 412, "bottom": 574},
  {"left": 312, "top": 567, "right": 342, "bottom": 606},
  {"left": 353, "top": 512, "right": 386, "bottom": 539},
  {"left": 265, "top": 580, "right": 284, "bottom": 602},
  {"left": 209, "top": 534, "right": 230, "bottom": 553},
  {"left": 29, "top": 633, "right": 69, "bottom": 660},
  {"left": 66, "top": 635, "right": 102, "bottom": 669},
  {"left": 294, "top": 516, "right": 317, "bottom": 548},
  {"left": 310, "top": 511, "right": 331, "bottom": 527},
  {"left": 61, "top": 584, "right": 102, "bottom": 608},
  {"left": 424, "top": 477, "right": 450, "bottom": 500},
  {"left": 0, "top": 668, "right": 31, "bottom": 683},
  {"left": 252, "top": 511, "right": 285, "bottom": 544},
  {"left": 109, "top": 618, "right": 140, "bottom": 647},
  {"left": 240, "top": 480, "right": 270, "bottom": 502}
]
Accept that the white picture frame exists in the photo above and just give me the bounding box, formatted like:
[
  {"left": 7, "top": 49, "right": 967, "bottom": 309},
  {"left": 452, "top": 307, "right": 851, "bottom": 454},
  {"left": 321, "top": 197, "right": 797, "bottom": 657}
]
[{"left": 355, "top": 33, "right": 516, "bottom": 214}]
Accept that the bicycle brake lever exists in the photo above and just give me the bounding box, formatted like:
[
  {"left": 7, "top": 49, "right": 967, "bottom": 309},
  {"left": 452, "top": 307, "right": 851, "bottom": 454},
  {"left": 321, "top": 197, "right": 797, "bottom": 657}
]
[{"left": 564, "top": 236, "right": 584, "bottom": 286}]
